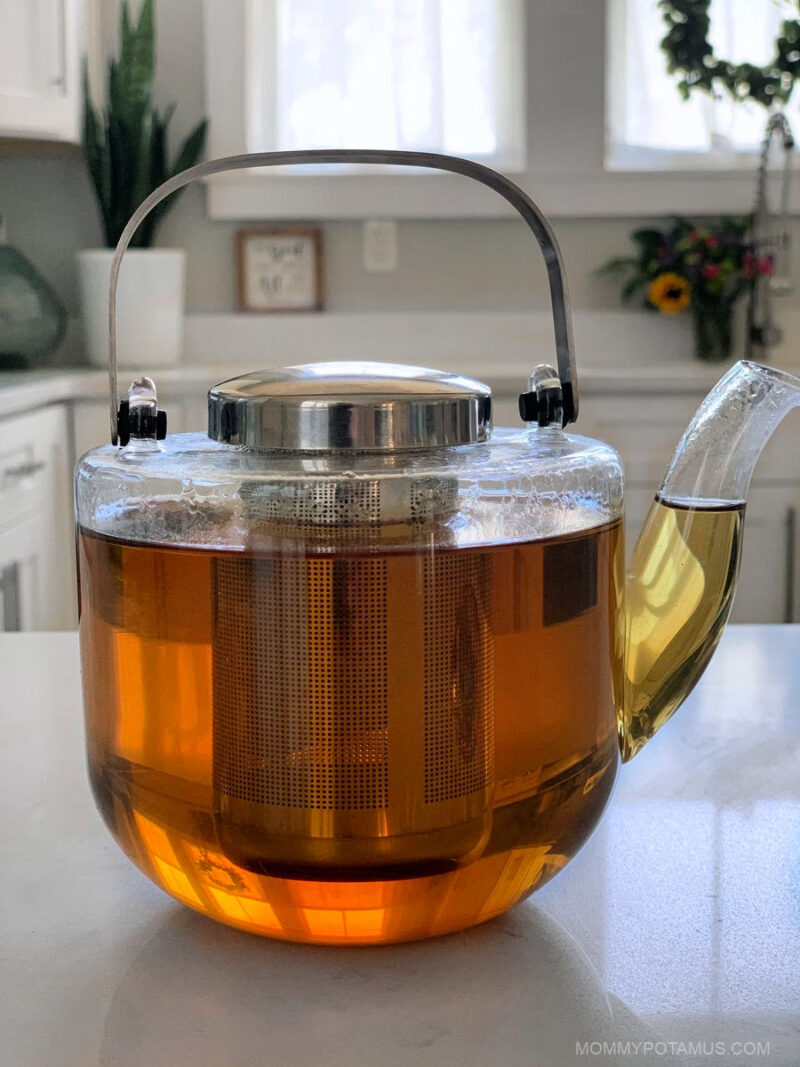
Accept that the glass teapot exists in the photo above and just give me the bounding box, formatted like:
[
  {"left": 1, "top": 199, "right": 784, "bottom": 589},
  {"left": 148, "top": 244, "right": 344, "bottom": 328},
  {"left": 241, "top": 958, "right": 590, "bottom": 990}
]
[{"left": 76, "top": 150, "right": 800, "bottom": 945}]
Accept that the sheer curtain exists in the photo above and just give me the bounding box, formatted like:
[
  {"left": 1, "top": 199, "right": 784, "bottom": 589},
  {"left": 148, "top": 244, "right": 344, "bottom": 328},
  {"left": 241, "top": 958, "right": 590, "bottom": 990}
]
[
  {"left": 248, "top": 0, "right": 523, "bottom": 168},
  {"left": 610, "top": 0, "right": 795, "bottom": 160}
]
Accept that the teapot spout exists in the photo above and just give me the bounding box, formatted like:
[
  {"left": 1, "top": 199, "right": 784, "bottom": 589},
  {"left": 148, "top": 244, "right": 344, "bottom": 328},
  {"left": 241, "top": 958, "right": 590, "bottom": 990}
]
[{"left": 621, "top": 361, "right": 800, "bottom": 760}]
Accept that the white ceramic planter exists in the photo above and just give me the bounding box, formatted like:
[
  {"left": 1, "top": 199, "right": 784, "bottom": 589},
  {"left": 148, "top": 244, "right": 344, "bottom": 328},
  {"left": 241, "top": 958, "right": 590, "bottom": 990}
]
[{"left": 78, "top": 248, "right": 186, "bottom": 368}]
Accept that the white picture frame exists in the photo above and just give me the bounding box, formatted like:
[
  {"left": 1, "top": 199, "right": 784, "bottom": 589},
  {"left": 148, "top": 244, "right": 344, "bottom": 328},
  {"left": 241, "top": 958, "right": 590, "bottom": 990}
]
[{"left": 236, "top": 227, "right": 324, "bottom": 312}]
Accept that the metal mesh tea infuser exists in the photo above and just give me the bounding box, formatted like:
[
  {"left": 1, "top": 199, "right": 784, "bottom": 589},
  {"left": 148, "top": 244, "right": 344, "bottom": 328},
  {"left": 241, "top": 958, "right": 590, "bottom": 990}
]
[{"left": 207, "top": 364, "right": 496, "bottom": 873}]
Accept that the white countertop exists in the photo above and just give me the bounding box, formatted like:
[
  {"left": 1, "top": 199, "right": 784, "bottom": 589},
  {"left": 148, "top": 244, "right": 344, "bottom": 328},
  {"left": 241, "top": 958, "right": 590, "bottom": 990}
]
[{"left": 1, "top": 626, "right": 799, "bottom": 1067}]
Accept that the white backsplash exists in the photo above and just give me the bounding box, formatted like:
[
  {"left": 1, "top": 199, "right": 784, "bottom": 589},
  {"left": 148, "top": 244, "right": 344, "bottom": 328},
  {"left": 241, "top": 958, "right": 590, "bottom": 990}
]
[{"left": 182, "top": 307, "right": 800, "bottom": 377}]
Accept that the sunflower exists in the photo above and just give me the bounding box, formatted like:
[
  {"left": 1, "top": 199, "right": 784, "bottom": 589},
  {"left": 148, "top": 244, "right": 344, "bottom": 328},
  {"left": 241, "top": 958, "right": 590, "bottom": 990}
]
[{"left": 647, "top": 272, "right": 691, "bottom": 314}]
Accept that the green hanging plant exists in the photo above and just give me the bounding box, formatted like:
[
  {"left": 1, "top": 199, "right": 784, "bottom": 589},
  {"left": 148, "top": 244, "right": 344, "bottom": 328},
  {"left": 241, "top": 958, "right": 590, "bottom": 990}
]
[
  {"left": 659, "top": 0, "right": 800, "bottom": 108},
  {"left": 82, "top": 0, "right": 208, "bottom": 249}
]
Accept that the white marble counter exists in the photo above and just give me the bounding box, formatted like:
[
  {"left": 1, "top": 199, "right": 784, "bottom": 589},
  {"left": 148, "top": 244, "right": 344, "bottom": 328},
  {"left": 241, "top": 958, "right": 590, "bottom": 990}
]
[{"left": 1, "top": 626, "right": 799, "bottom": 1067}]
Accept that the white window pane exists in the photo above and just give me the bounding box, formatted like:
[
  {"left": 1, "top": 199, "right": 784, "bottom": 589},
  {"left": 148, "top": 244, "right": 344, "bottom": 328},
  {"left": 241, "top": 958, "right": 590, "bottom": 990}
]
[
  {"left": 249, "top": 0, "right": 522, "bottom": 166},
  {"left": 440, "top": 0, "right": 497, "bottom": 156},
  {"left": 610, "top": 0, "right": 796, "bottom": 159}
]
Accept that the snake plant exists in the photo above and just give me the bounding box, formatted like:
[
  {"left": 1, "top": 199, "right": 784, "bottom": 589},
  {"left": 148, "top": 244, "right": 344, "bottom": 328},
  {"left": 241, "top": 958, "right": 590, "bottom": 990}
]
[{"left": 82, "top": 0, "right": 208, "bottom": 248}]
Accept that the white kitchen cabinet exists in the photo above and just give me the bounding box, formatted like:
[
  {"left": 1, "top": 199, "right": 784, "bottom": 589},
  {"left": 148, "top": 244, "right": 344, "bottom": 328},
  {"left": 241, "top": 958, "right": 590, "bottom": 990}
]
[
  {"left": 182, "top": 396, "right": 209, "bottom": 433},
  {"left": 0, "top": 0, "right": 95, "bottom": 143},
  {"left": 72, "top": 400, "right": 109, "bottom": 462},
  {"left": 0, "top": 405, "right": 74, "bottom": 630},
  {"left": 735, "top": 488, "right": 800, "bottom": 624},
  {"left": 624, "top": 485, "right": 800, "bottom": 625},
  {"left": 0, "top": 513, "right": 52, "bottom": 630},
  {"left": 579, "top": 392, "right": 800, "bottom": 623},
  {"left": 494, "top": 390, "right": 800, "bottom": 625}
]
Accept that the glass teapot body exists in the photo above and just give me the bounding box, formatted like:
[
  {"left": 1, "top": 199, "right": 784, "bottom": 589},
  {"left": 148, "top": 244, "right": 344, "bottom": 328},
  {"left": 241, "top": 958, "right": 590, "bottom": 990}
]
[{"left": 76, "top": 365, "right": 625, "bottom": 944}]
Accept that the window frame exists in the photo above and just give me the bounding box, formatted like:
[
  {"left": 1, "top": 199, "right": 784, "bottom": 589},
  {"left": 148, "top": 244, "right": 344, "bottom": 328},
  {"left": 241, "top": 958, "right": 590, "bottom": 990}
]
[{"left": 203, "top": 0, "right": 797, "bottom": 220}]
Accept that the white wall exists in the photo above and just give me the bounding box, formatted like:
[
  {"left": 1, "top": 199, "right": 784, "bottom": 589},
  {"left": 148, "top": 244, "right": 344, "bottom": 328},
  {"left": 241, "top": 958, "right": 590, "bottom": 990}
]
[{"left": 1, "top": 0, "right": 797, "bottom": 326}]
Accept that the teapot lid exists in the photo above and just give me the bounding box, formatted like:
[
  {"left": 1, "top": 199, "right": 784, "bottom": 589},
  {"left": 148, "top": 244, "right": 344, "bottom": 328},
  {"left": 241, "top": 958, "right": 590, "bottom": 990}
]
[{"left": 207, "top": 361, "right": 492, "bottom": 452}]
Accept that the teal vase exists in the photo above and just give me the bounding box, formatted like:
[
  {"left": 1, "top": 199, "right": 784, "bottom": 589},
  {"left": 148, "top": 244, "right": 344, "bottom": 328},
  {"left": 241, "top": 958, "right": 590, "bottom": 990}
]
[{"left": 0, "top": 216, "right": 67, "bottom": 368}]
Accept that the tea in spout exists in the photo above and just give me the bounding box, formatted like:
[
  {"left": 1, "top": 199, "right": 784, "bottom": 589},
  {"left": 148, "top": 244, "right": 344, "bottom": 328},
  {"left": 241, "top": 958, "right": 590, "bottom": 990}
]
[{"left": 622, "top": 361, "right": 800, "bottom": 760}]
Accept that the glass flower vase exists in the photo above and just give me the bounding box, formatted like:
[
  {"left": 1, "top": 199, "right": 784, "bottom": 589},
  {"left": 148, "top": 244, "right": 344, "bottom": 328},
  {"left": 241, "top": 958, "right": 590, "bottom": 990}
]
[{"left": 691, "top": 300, "right": 734, "bottom": 363}]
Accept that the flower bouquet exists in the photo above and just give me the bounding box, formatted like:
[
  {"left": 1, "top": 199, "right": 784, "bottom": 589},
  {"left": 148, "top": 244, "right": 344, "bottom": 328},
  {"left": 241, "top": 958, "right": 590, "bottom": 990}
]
[{"left": 600, "top": 217, "right": 771, "bottom": 361}]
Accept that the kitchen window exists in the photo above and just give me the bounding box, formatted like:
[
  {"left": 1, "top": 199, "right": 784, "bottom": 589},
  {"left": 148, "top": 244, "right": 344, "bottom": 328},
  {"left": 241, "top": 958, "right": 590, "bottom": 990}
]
[
  {"left": 204, "top": 0, "right": 800, "bottom": 219},
  {"left": 608, "top": 0, "right": 795, "bottom": 169},
  {"left": 248, "top": 0, "right": 524, "bottom": 169},
  {"left": 204, "top": 0, "right": 526, "bottom": 217}
]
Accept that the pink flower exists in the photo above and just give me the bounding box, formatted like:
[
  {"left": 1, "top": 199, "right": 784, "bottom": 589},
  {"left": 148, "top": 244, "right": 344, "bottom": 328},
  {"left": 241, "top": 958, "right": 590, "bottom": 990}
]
[
  {"left": 706, "top": 236, "right": 719, "bottom": 249},
  {"left": 758, "top": 256, "right": 774, "bottom": 276},
  {"left": 701, "top": 264, "right": 722, "bottom": 279}
]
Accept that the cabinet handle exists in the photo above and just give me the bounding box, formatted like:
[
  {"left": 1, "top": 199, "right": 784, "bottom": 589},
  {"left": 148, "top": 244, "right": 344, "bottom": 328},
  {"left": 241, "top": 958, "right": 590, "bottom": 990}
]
[
  {"left": 785, "top": 507, "right": 797, "bottom": 624},
  {"left": 0, "top": 563, "right": 21, "bottom": 632},
  {"left": 50, "top": 0, "right": 67, "bottom": 91},
  {"left": 2, "top": 460, "right": 46, "bottom": 483}
]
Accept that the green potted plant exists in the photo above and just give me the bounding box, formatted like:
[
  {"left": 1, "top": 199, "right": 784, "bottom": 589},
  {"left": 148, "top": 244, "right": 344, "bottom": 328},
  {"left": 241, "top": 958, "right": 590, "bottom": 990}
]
[{"left": 78, "top": 0, "right": 207, "bottom": 368}]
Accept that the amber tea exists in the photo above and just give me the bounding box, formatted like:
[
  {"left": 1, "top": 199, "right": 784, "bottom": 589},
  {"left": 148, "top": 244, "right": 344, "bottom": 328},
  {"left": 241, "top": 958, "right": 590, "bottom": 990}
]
[
  {"left": 623, "top": 495, "right": 745, "bottom": 759},
  {"left": 78, "top": 518, "right": 622, "bottom": 944}
]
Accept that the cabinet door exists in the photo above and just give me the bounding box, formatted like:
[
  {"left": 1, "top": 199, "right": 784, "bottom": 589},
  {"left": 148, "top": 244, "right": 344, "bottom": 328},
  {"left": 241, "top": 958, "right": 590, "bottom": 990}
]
[
  {"left": 734, "top": 488, "right": 800, "bottom": 624},
  {"left": 0, "top": 0, "right": 87, "bottom": 142},
  {"left": 0, "top": 514, "right": 47, "bottom": 630},
  {"left": 0, "top": 405, "right": 74, "bottom": 629},
  {"left": 625, "top": 486, "right": 800, "bottom": 625},
  {"left": 493, "top": 398, "right": 800, "bottom": 624},
  {"left": 182, "top": 397, "right": 209, "bottom": 433}
]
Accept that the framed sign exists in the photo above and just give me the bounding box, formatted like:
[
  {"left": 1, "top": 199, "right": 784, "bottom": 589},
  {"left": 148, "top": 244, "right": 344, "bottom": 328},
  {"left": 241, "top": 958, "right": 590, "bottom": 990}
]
[{"left": 236, "top": 227, "right": 324, "bottom": 312}]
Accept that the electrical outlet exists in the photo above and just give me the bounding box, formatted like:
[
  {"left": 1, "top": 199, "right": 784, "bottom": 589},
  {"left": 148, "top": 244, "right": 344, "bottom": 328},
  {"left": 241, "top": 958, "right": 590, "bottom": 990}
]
[{"left": 363, "top": 220, "right": 399, "bottom": 273}]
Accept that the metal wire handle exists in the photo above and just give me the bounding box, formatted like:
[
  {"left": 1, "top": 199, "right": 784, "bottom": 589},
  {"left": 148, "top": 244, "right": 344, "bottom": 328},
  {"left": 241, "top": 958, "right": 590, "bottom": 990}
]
[{"left": 107, "top": 149, "right": 578, "bottom": 444}]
